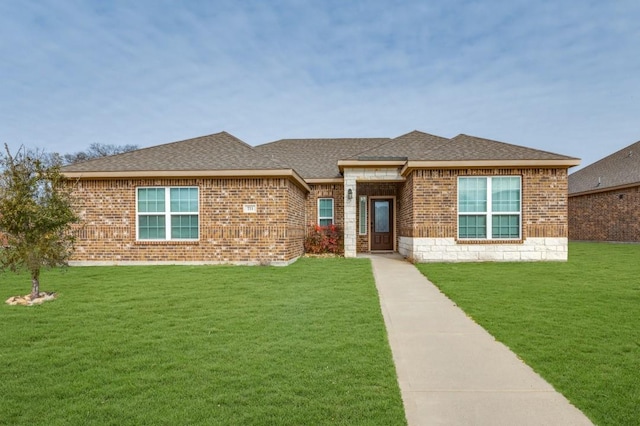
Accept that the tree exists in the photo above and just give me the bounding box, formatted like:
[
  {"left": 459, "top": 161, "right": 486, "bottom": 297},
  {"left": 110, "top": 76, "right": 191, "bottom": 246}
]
[
  {"left": 63, "top": 142, "right": 138, "bottom": 164},
  {"left": 0, "top": 144, "right": 78, "bottom": 300}
]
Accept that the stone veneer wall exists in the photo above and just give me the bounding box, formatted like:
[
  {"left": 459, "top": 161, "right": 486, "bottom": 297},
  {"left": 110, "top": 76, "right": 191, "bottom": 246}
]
[
  {"left": 568, "top": 186, "right": 640, "bottom": 242},
  {"left": 342, "top": 167, "right": 405, "bottom": 257},
  {"left": 69, "top": 177, "right": 306, "bottom": 265},
  {"left": 399, "top": 168, "right": 570, "bottom": 262}
]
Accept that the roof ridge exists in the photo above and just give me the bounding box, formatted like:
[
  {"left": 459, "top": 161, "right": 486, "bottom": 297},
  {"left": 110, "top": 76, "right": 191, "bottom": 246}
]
[
  {"left": 346, "top": 138, "right": 402, "bottom": 159},
  {"left": 61, "top": 131, "right": 288, "bottom": 173},
  {"left": 257, "top": 137, "right": 389, "bottom": 147},
  {"left": 346, "top": 130, "right": 450, "bottom": 160},
  {"left": 62, "top": 131, "right": 234, "bottom": 168},
  {"left": 569, "top": 139, "right": 640, "bottom": 194},
  {"left": 571, "top": 139, "right": 640, "bottom": 175},
  {"left": 215, "top": 132, "right": 288, "bottom": 168},
  {"left": 453, "top": 133, "right": 579, "bottom": 160}
]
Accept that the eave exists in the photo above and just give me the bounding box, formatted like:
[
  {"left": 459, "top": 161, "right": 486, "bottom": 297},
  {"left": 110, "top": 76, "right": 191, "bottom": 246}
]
[
  {"left": 401, "top": 159, "right": 581, "bottom": 175},
  {"left": 568, "top": 181, "right": 640, "bottom": 197},
  {"left": 305, "top": 178, "right": 344, "bottom": 184},
  {"left": 62, "top": 168, "right": 311, "bottom": 192},
  {"left": 337, "top": 160, "right": 406, "bottom": 173}
]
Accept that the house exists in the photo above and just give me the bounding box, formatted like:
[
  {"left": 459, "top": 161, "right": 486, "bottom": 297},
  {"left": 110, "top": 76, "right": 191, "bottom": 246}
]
[
  {"left": 568, "top": 140, "right": 640, "bottom": 242},
  {"left": 61, "top": 130, "right": 579, "bottom": 265}
]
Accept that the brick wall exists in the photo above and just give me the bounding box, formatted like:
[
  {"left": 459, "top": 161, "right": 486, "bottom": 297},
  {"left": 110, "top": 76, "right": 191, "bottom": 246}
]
[
  {"left": 306, "top": 183, "right": 344, "bottom": 229},
  {"left": 69, "top": 177, "right": 306, "bottom": 264},
  {"left": 286, "top": 181, "right": 307, "bottom": 259},
  {"left": 398, "top": 172, "right": 414, "bottom": 238},
  {"left": 569, "top": 186, "right": 640, "bottom": 242},
  {"left": 403, "top": 168, "right": 568, "bottom": 240}
]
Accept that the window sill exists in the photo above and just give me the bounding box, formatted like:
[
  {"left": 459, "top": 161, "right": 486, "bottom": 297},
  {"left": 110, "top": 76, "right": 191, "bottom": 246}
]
[
  {"left": 456, "top": 239, "right": 523, "bottom": 245},
  {"left": 135, "top": 240, "right": 199, "bottom": 245}
]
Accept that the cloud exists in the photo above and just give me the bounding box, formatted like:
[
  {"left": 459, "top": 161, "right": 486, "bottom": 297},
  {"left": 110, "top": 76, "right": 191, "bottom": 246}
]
[{"left": 0, "top": 0, "right": 639, "bottom": 169}]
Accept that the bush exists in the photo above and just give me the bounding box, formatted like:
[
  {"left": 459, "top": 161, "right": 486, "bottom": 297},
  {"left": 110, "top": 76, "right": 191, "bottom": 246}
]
[{"left": 304, "top": 224, "right": 343, "bottom": 254}]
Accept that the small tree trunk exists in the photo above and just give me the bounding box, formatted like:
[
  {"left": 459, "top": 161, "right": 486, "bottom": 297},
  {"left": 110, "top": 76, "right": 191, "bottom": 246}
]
[{"left": 30, "top": 275, "right": 40, "bottom": 300}]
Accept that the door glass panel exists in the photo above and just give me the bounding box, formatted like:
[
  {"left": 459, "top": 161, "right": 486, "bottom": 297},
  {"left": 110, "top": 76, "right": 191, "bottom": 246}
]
[{"left": 374, "top": 201, "right": 390, "bottom": 233}]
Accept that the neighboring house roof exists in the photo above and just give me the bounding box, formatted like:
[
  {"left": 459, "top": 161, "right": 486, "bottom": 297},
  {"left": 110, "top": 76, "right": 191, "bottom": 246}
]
[
  {"left": 569, "top": 140, "right": 640, "bottom": 196},
  {"left": 254, "top": 137, "right": 391, "bottom": 179}
]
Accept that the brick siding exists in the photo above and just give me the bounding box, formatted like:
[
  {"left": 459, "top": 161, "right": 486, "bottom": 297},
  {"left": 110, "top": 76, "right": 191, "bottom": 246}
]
[
  {"left": 569, "top": 185, "right": 640, "bottom": 242},
  {"left": 69, "top": 177, "right": 305, "bottom": 264},
  {"left": 64, "top": 167, "right": 570, "bottom": 264},
  {"left": 306, "top": 183, "right": 344, "bottom": 229},
  {"left": 400, "top": 168, "right": 569, "bottom": 240}
]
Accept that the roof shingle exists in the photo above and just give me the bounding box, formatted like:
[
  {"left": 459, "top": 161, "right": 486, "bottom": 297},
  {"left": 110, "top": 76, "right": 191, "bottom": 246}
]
[
  {"left": 569, "top": 140, "right": 640, "bottom": 195},
  {"left": 62, "top": 132, "right": 284, "bottom": 172},
  {"left": 347, "top": 131, "right": 577, "bottom": 161},
  {"left": 62, "top": 130, "right": 579, "bottom": 180},
  {"left": 254, "top": 137, "right": 391, "bottom": 179}
]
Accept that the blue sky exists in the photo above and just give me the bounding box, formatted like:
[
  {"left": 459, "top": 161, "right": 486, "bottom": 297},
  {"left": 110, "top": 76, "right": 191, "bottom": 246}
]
[{"left": 2, "top": 0, "right": 639, "bottom": 170}]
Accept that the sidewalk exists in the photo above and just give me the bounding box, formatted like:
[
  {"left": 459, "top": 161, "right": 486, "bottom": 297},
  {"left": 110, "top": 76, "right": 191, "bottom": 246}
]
[{"left": 367, "top": 254, "right": 593, "bottom": 426}]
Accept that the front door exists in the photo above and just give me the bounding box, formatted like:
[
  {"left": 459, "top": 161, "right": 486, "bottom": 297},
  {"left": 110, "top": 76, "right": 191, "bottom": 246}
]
[{"left": 371, "top": 198, "right": 394, "bottom": 251}]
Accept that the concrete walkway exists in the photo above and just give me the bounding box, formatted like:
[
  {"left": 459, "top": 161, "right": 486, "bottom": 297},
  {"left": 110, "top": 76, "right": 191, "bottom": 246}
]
[{"left": 367, "top": 254, "right": 593, "bottom": 426}]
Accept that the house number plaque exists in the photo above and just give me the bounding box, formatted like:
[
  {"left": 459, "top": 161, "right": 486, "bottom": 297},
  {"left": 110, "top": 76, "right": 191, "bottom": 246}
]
[{"left": 243, "top": 204, "right": 257, "bottom": 213}]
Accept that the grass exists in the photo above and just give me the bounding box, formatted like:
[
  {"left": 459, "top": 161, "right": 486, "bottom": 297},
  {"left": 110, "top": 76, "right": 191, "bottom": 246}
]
[
  {"left": 416, "top": 242, "right": 640, "bottom": 426},
  {"left": 0, "top": 258, "right": 406, "bottom": 426}
]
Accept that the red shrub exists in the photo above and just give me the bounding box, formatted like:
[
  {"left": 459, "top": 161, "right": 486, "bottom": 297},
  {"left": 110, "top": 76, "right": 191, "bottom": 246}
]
[{"left": 304, "top": 224, "right": 343, "bottom": 254}]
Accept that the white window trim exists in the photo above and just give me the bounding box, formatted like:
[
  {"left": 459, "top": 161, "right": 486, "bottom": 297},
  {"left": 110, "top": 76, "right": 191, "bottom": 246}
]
[
  {"left": 457, "top": 176, "right": 522, "bottom": 240},
  {"left": 136, "top": 187, "right": 200, "bottom": 241},
  {"left": 359, "top": 195, "right": 368, "bottom": 235},
  {"left": 317, "top": 198, "right": 334, "bottom": 226}
]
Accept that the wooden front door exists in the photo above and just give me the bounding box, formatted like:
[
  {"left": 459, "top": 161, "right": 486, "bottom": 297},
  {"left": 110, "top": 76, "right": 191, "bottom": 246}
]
[{"left": 371, "top": 198, "right": 394, "bottom": 251}]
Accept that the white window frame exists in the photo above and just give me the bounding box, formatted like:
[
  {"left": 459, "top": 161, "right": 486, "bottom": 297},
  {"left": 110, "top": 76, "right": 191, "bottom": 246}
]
[
  {"left": 457, "top": 176, "right": 521, "bottom": 240},
  {"left": 136, "top": 187, "right": 200, "bottom": 241},
  {"left": 317, "top": 198, "right": 334, "bottom": 226},
  {"left": 359, "top": 195, "right": 368, "bottom": 235}
]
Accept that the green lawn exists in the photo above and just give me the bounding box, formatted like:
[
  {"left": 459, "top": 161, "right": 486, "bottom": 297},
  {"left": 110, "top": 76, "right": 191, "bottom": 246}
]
[
  {"left": 416, "top": 242, "right": 640, "bottom": 426},
  {"left": 1, "top": 258, "right": 406, "bottom": 426}
]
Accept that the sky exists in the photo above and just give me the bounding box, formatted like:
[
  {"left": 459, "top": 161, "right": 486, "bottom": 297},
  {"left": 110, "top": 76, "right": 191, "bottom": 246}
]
[{"left": 1, "top": 1, "right": 639, "bottom": 171}]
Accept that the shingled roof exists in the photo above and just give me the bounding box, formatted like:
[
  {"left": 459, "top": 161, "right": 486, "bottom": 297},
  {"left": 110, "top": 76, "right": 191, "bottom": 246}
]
[
  {"left": 569, "top": 140, "right": 640, "bottom": 195},
  {"left": 254, "top": 137, "right": 391, "bottom": 179},
  {"left": 62, "top": 132, "right": 284, "bottom": 173},
  {"left": 346, "top": 131, "right": 577, "bottom": 161},
  {"left": 62, "top": 130, "right": 579, "bottom": 181}
]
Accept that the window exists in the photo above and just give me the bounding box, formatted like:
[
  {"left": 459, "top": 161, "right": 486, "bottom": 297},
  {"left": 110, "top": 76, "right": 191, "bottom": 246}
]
[
  {"left": 137, "top": 187, "right": 199, "bottom": 240},
  {"left": 318, "top": 198, "right": 334, "bottom": 226},
  {"left": 458, "top": 177, "right": 521, "bottom": 239},
  {"left": 359, "top": 196, "right": 367, "bottom": 235}
]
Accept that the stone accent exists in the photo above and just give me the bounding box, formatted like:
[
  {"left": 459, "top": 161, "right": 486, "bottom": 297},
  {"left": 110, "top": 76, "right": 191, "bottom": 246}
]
[
  {"left": 569, "top": 186, "right": 640, "bottom": 242},
  {"left": 68, "top": 177, "right": 306, "bottom": 265},
  {"left": 345, "top": 167, "right": 405, "bottom": 182},
  {"left": 399, "top": 237, "right": 569, "bottom": 262},
  {"left": 343, "top": 176, "right": 357, "bottom": 257},
  {"left": 6, "top": 292, "right": 57, "bottom": 306},
  {"left": 342, "top": 167, "right": 404, "bottom": 257},
  {"left": 397, "top": 167, "right": 569, "bottom": 262}
]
